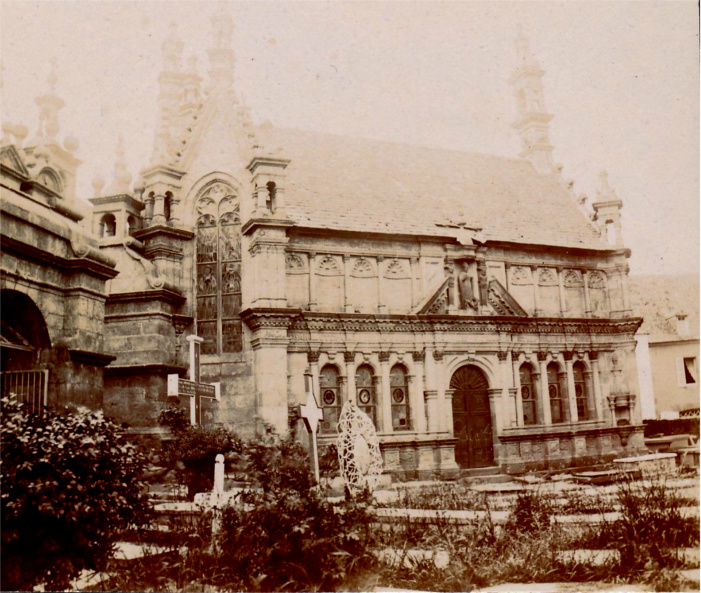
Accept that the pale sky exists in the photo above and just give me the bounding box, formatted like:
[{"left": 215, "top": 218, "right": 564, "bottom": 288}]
[{"left": 1, "top": 0, "right": 698, "bottom": 276}]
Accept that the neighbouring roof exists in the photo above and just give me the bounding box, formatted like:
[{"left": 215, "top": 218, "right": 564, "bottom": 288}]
[
  {"left": 628, "top": 274, "right": 700, "bottom": 342},
  {"left": 256, "top": 125, "right": 609, "bottom": 251}
]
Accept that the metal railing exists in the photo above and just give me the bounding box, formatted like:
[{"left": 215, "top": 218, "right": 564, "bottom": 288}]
[{"left": 1, "top": 370, "right": 49, "bottom": 414}]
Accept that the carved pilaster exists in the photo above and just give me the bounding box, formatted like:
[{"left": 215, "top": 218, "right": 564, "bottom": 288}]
[
  {"left": 412, "top": 350, "right": 425, "bottom": 362},
  {"left": 378, "top": 351, "right": 391, "bottom": 363}
]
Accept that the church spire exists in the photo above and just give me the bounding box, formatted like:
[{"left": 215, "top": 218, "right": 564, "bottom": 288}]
[
  {"left": 207, "top": 1, "right": 236, "bottom": 96},
  {"left": 33, "top": 59, "right": 65, "bottom": 144},
  {"left": 106, "top": 135, "right": 132, "bottom": 195},
  {"left": 509, "top": 26, "right": 555, "bottom": 175}
]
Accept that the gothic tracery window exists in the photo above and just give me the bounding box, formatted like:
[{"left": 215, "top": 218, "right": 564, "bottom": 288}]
[
  {"left": 390, "top": 364, "right": 410, "bottom": 431},
  {"left": 355, "top": 364, "right": 377, "bottom": 429},
  {"left": 195, "top": 182, "right": 242, "bottom": 355},
  {"left": 319, "top": 364, "right": 342, "bottom": 434},
  {"left": 547, "top": 362, "right": 564, "bottom": 424},
  {"left": 519, "top": 363, "right": 537, "bottom": 425}
]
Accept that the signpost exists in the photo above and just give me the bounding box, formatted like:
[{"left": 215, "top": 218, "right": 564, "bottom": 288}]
[
  {"left": 299, "top": 369, "right": 323, "bottom": 483},
  {"left": 167, "top": 335, "right": 220, "bottom": 425}
]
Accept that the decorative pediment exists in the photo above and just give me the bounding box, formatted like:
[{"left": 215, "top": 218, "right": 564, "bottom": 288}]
[
  {"left": 487, "top": 279, "right": 528, "bottom": 317},
  {"left": 413, "top": 276, "right": 450, "bottom": 315},
  {"left": 0, "top": 145, "right": 29, "bottom": 176}
]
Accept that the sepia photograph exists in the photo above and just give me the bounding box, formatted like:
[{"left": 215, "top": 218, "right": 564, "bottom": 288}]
[{"left": 0, "top": 1, "right": 698, "bottom": 591}]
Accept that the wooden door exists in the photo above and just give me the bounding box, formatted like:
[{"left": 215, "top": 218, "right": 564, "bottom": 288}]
[{"left": 451, "top": 365, "right": 494, "bottom": 468}]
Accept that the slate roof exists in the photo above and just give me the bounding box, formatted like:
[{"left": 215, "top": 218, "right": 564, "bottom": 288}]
[
  {"left": 628, "top": 274, "right": 700, "bottom": 341},
  {"left": 256, "top": 126, "right": 608, "bottom": 250}
]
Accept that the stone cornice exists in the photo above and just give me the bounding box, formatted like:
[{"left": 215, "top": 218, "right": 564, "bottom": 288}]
[
  {"left": 133, "top": 225, "right": 194, "bottom": 242},
  {"left": 104, "top": 363, "right": 187, "bottom": 377},
  {"left": 289, "top": 312, "right": 642, "bottom": 336},
  {"left": 241, "top": 217, "right": 295, "bottom": 236},
  {"left": 106, "top": 288, "right": 186, "bottom": 307},
  {"left": 1, "top": 235, "right": 119, "bottom": 281},
  {"left": 68, "top": 348, "right": 117, "bottom": 367},
  {"left": 240, "top": 307, "right": 303, "bottom": 331}
]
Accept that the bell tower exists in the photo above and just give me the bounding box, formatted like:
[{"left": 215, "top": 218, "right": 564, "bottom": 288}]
[{"left": 509, "top": 27, "right": 555, "bottom": 175}]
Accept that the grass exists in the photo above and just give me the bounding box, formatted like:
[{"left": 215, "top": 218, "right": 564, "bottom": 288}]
[{"left": 102, "top": 474, "right": 699, "bottom": 592}]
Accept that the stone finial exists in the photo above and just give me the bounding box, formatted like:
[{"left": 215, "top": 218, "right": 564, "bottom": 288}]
[
  {"left": 106, "top": 135, "right": 132, "bottom": 195},
  {"left": 63, "top": 134, "right": 79, "bottom": 153},
  {"left": 92, "top": 173, "right": 105, "bottom": 198},
  {"left": 162, "top": 21, "right": 184, "bottom": 72},
  {"left": 207, "top": 1, "right": 236, "bottom": 94},
  {"left": 515, "top": 24, "right": 530, "bottom": 63},
  {"left": 13, "top": 123, "right": 28, "bottom": 146},
  {"left": 1, "top": 121, "right": 12, "bottom": 145},
  {"left": 34, "top": 59, "right": 65, "bottom": 143}
]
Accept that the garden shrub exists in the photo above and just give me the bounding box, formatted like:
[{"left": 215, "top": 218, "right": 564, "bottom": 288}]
[
  {"left": 217, "top": 430, "right": 380, "bottom": 591},
  {"left": 0, "top": 398, "right": 150, "bottom": 591},
  {"left": 158, "top": 406, "right": 243, "bottom": 498}
]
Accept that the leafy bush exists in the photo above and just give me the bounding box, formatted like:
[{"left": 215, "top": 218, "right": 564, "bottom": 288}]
[
  {"left": 218, "top": 431, "right": 379, "bottom": 591},
  {"left": 1, "top": 398, "right": 150, "bottom": 591},
  {"left": 158, "top": 406, "right": 243, "bottom": 498},
  {"left": 506, "top": 488, "right": 553, "bottom": 534}
]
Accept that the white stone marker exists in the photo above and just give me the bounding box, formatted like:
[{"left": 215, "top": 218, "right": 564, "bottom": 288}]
[{"left": 299, "top": 370, "right": 324, "bottom": 483}]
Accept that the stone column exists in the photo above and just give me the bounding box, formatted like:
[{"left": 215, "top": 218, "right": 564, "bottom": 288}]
[
  {"left": 498, "top": 351, "right": 513, "bottom": 426},
  {"left": 344, "top": 351, "right": 356, "bottom": 404},
  {"left": 531, "top": 266, "right": 542, "bottom": 316},
  {"left": 512, "top": 351, "right": 524, "bottom": 426},
  {"left": 584, "top": 369, "right": 595, "bottom": 421},
  {"left": 308, "top": 351, "right": 320, "bottom": 404},
  {"left": 488, "top": 388, "right": 503, "bottom": 432},
  {"left": 537, "top": 352, "right": 552, "bottom": 425},
  {"left": 412, "top": 351, "right": 428, "bottom": 433},
  {"left": 557, "top": 369, "right": 569, "bottom": 423},
  {"left": 583, "top": 271, "right": 592, "bottom": 316},
  {"left": 504, "top": 263, "right": 512, "bottom": 293},
  {"left": 564, "top": 352, "right": 579, "bottom": 423},
  {"left": 152, "top": 193, "right": 166, "bottom": 225},
  {"left": 444, "top": 389, "right": 456, "bottom": 435},
  {"left": 377, "top": 256, "right": 387, "bottom": 313},
  {"left": 557, "top": 267, "right": 566, "bottom": 316},
  {"left": 169, "top": 196, "right": 181, "bottom": 226},
  {"left": 589, "top": 351, "right": 605, "bottom": 422},
  {"left": 424, "top": 346, "right": 439, "bottom": 432},
  {"left": 308, "top": 252, "right": 317, "bottom": 311},
  {"left": 373, "top": 374, "right": 384, "bottom": 432},
  {"left": 143, "top": 193, "right": 154, "bottom": 226},
  {"left": 410, "top": 257, "right": 420, "bottom": 308},
  {"left": 342, "top": 254, "right": 353, "bottom": 313},
  {"left": 253, "top": 335, "right": 290, "bottom": 436},
  {"left": 434, "top": 350, "right": 448, "bottom": 433},
  {"left": 379, "top": 352, "right": 392, "bottom": 433}
]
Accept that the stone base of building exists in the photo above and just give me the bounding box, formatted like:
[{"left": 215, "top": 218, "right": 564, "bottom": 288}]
[{"left": 497, "top": 423, "right": 647, "bottom": 474}]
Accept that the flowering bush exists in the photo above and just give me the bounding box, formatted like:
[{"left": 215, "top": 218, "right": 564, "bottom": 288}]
[
  {"left": 1, "top": 398, "right": 150, "bottom": 591},
  {"left": 158, "top": 406, "right": 243, "bottom": 498}
]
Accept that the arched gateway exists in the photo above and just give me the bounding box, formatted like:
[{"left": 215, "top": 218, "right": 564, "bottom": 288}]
[{"left": 450, "top": 365, "right": 494, "bottom": 468}]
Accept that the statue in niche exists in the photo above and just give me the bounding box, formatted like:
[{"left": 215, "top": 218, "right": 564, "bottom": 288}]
[{"left": 458, "top": 262, "right": 479, "bottom": 311}]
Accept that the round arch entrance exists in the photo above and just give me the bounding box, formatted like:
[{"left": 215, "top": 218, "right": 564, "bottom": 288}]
[
  {"left": 450, "top": 365, "right": 494, "bottom": 468},
  {"left": 0, "top": 289, "right": 51, "bottom": 371}
]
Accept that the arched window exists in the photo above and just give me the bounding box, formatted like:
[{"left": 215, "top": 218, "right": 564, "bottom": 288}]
[
  {"left": 547, "top": 362, "right": 564, "bottom": 424},
  {"left": 319, "top": 365, "right": 342, "bottom": 434},
  {"left": 99, "top": 213, "right": 117, "bottom": 238},
  {"left": 390, "top": 364, "right": 410, "bottom": 431},
  {"left": 195, "top": 182, "right": 242, "bottom": 355},
  {"left": 266, "top": 181, "right": 277, "bottom": 213},
  {"left": 519, "top": 363, "right": 537, "bottom": 425},
  {"left": 355, "top": 364, "right": 377, "bottom": 428},
  {"left": 37, "top": 168, "right": 62, "bottom": 192},
  {"left": 573, "top": 362, "right": 589, "bottom": 420},
  {"left": 164, "top": 192, "right": 173, "bottom": 222},
  {"left": 127, "top": 215, "right": 138, "bottom": 236}
]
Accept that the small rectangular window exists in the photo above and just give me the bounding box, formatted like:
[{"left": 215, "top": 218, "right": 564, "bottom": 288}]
[
  {"left": 677, "top": 357, "right": 698, "bottom": 386},
  {"left": 683, "top": 357, "right": 697, "bottom": 385}
]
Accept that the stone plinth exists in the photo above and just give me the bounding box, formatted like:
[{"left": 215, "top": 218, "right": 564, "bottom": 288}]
[{"left": 612, "top": 452, "right": 677, "bottom": 476}]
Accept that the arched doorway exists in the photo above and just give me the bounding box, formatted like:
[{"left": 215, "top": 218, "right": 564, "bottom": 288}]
[
  {"left": 451, "top": 365, "right": 494, "bottom": 468},
  {"left": 1, "top": 290, "right": 52, "bottom": 411}
]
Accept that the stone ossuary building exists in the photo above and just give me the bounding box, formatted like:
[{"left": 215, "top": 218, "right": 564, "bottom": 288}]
[{"left": 0, "top": 11, "right": 646, "bottom": 478}]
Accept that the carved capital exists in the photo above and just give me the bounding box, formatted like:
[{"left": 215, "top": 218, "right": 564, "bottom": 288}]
[
  {"left": 412, "top": 350, "right": 426, "bottom": 362},
  {"left": 563, "top": 351, "right": 575, "bottom": 361},
  {"left": 377, "top": 255, "right": 385, "bottom": 263},
  {"left": 307, "top": 350, "right": 320, "bottom": 363},
  {"left": 433, "top": 350, "right": 444, "bottom": 361},
  {"left": 588, "top": 351, "right": 599, "bottom": 361},
  {"left": 344, "top": 351, "right": 355, "bottom": 363},
  {"left": 378, "top": 351, "right": 391, "bottom": 363},
  {"left": 537, "top": 351, "right": 548, "bottom": 362},
  {"left": 497, "top": 351, "right": 509, "bottom": 362}
]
